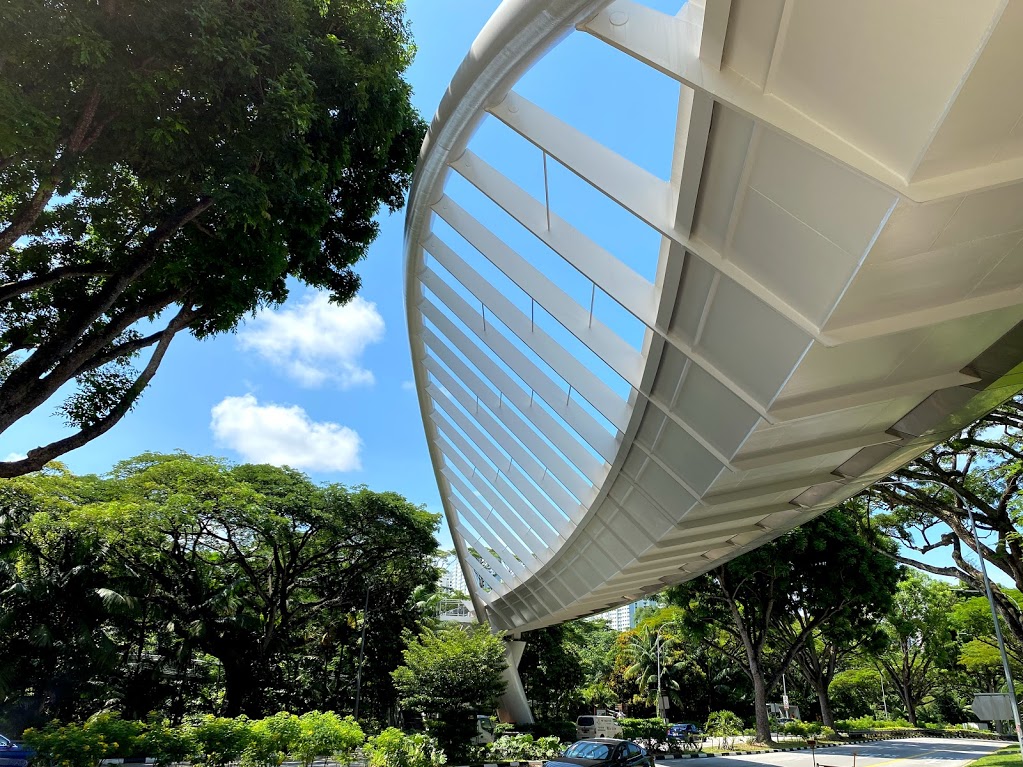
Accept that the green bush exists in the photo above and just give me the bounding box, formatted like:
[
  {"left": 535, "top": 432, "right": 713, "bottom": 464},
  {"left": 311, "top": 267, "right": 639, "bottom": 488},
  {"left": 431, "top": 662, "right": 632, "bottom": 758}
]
[
  {"left": 704, "top": 711, "right": 743, "bottom": 739},
  {"left": 22, "top": 721, "right": 108, "bottom": 767},
  {"left": 486, "top": 735, "right": 564, "bottom": 761},
  {"left": 243, "top": 713, "right": 302, "bottom": 767},
  {"left": 620, "top": 718, "right": 667, "bottom": 746},
  {"left": 834, "top": 717, "right": 914, "bottom": 732},
  {"left": 705, "top": 711, "right": 745, "bottom": 749},
  {"left": 85, "top": 712, "right": 145, "bottom": 758},
  {"left": 366, "top": 727, "right": 447, "bottom": 767},
  {"left": 187, "top": 715, "right": 253, "bottom": 767},
  {"left": 141, "top": 714, "right": 194, "bottom": 767},
  {"left": 493, "top": 722, "right": 516, "bottom": 738},
  {"left": 819, "top": 727, "right": 838, "bottom": 741},
  {"left": 517, "top": 720, "right": 576, "bottom": 742},
  {"left": 291, "top": 712, "right": 364, "bottom": 767}
]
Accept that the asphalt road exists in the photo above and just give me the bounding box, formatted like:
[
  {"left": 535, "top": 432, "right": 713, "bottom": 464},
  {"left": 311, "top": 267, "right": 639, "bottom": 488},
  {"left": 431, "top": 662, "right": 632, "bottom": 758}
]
[{"left": 657, "top": 738, "right": 1009, "bottom": 767}]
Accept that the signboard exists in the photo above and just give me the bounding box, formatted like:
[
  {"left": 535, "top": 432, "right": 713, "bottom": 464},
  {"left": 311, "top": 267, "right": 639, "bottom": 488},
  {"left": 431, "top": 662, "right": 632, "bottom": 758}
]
[{"left": 973, "top": 693, "right": 1018, "bottom": 720}]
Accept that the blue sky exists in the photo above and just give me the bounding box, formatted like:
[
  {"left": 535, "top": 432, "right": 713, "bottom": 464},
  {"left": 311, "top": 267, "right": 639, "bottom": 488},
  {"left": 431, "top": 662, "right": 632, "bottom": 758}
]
[
  {"left": 1, "top": 0, "right": 1005, "bottom": 590},
  {"left": 0, "top": 0, "right": 688, "bottom": 551},
  {"left": 0, "top": 2, "right": 511, "bottom": 548}
]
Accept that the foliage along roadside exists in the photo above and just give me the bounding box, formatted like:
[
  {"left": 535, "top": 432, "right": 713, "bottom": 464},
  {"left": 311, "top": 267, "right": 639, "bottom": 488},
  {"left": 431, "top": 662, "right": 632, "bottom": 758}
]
[{"left": 23, "top": 710, "right": 372, "bottom": 767}]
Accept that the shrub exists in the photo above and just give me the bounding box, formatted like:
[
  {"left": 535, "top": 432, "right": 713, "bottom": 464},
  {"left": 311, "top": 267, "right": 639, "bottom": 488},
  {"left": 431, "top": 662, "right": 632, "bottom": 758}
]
[
  {"left": 84, "top": 712, "right": 146, "bottom": 758},
  {"left": 243, "top": 713, "right": 302, "bottom": 767},
  {"left": 819, "top": 727, "right": 838, "bottom": 741},
  {"left": 704, "top": 711, "right": 742, "bottom": 738},
  {"left": 22, "top": 720, "right": 109, "bottom": 767},
  {"left": 141, "top": 714, "right": 194, "bottom": 767},
  {"left": 705, "top": 711, "right": 743, "bottom": 747},
  {"left": 493, "top": 722, "right": 516, "bottom": 738},
  {"left": 834, "top": 717, "right": 914, "bottom": 731},
  {"left": 187, "top": 715, "right": 253, "bottom": 767},
  {"left": 620, "top": 718, "right": 667, "bottom": 747},
  {"left": 486, "top": 735, "right": 564, "bottom": 761},
  {"left": 517, "top": 720, "right": 576, "bottom": 742},
  {"left": 781, "top": 720, "right": 823, "bottom": 737},
  {"left": 366, "top": 727, "right": 447, "bottom": 767},
  {"left": 293, "top": 712, "right": 364, "bottom": 767}
]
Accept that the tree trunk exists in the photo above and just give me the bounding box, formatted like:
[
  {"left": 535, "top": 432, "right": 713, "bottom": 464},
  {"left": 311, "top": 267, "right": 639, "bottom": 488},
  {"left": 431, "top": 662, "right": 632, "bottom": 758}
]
[
  {"left": 751, "top": 660, "right": 773, "bottom": 743},
  {"left": 815, "top": 685, "right": 836, "bottom": 729},
  {"left": 221, "top": 656, "right": 263, "bottom": 717}
]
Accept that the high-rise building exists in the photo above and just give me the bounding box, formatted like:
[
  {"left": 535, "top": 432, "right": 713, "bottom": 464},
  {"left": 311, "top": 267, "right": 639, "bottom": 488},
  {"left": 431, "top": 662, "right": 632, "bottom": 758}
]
[{"left": 586, "top": 599, "right": 657, "bottom": 631}]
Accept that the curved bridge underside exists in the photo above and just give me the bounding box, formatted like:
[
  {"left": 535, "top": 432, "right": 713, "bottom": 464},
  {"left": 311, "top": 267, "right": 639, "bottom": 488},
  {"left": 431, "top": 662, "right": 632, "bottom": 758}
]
[{"left": 405, "top": 0, "right": 1023, "bottom": 633}]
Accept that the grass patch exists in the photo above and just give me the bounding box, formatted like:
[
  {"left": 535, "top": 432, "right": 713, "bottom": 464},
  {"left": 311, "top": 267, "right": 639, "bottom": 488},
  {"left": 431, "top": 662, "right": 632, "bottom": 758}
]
[{"left": 966, "top": 747, "right": 1021, "bottom": 767}]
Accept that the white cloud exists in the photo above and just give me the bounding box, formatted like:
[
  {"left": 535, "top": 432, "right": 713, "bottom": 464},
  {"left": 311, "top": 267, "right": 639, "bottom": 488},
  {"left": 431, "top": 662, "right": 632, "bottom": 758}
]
[
  {"left": 3, "top": 452, "right": 26, "bottom": 462},
  {"left": 210, "top": 394, "right": 362, "bottom": 472},
  {"left": 401, "top": 379, "right": 416, "bottom": 391},
  {"left": 238, "top": 292, "right": 385, "bottom": 389}
]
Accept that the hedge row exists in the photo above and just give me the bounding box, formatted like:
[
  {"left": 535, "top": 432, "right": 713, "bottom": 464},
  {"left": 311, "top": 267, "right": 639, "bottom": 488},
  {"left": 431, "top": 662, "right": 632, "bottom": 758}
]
[{"left": 22, "top": 712, "right": 445, "bottom": 767}]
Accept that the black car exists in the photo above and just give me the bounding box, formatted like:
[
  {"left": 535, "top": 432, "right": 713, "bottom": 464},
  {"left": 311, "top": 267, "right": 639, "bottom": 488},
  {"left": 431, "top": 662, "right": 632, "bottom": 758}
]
[{"left": 547, "top": 739, "right": 654, "bottom": 767}]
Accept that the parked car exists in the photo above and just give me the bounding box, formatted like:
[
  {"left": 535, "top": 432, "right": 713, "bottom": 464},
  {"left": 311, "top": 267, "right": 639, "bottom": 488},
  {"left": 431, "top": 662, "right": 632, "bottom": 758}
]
[
  {"left": 0, "top": 735, "right": 34, "bottom": 767},
  {"left": 667, "top": 723, "right": 702, "bottom": 738},
  {"left": 547, "top": 739, "right": 653, "bottom": 767}
]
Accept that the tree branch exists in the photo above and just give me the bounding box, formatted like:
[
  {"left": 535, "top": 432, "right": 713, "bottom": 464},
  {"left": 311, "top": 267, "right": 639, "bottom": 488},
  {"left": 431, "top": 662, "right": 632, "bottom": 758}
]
[
  {"left": 0, "top": 265, "right": 110, "bottom": 304},
  {"left": 0, "top": 304, "right": 197, "bottom": 477}
]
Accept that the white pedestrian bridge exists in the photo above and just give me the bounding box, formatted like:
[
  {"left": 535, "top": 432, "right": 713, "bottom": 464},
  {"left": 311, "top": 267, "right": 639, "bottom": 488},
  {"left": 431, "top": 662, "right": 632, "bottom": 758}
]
[{"left": 404, "top": 0, "right": 1023, "bottom": 644}]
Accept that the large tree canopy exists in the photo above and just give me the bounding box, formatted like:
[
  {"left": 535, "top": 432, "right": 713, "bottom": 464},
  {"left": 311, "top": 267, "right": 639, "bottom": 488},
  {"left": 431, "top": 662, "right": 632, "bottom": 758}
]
[
  {"left": 0, "top": 0, "right": 425, "bottom": 475},
  {"left": 0, "top": 454, "right": 441, "bottom": 726},
  {"left": 870, "top": 396, "right": 1023, "bottom": 650},
  {"left": 667, "top": 507, "right": 901, "bottom": 742}
]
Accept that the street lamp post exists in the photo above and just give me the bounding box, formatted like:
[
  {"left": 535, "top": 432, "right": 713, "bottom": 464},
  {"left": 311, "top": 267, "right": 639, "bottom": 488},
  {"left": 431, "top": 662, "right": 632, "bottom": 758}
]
[
  {"left": 656, "top": 634, "right": 663, "bottom": 721},
  {"left": 876, "top": 480, "right": 1023, "bottom": 759},
  {"left": 961, "top": 499, "right": 1023, "bottom": 756}
]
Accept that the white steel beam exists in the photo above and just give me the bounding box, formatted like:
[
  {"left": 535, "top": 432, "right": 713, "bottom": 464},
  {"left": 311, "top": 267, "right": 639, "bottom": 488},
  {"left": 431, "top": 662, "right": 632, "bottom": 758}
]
[
  {"left": 583, "top": 0, "right": 1022, "bottom": 204},
  {"left": 433, "top": 201, "right": 644, "bottom": 385},
  {"left": 824, "top": 287, "right": 1023, "bottom": 344},
  {"left": 419, "top": 298, "right": 618, "bottom": 463},
  {"left": 703, "top": 473, "right": 845, "bottom": 506},
  {"left": 731, "top": 432, "right": 902, "bottom": 471},
  {"left": 452, "top": 151, "right": 772, "bottom": 422},
  {"left": 432, "top": 411, "right": 564, "bottom": 543},
  {"left": 423, "top": 335, "right": 605, "bottom": 492},
  {"left": 428, "top": 377, "right": 587, "bottom": 518},
  {"left": 450, "top": 498, "right": 521, "bottom": 581},
  {"left": 419, "top": 256, "right": 630, "bottom": 428},
  {"left": 487, "top": 91, "right": 825, "bottom": 343},
  {"left": 441, "top": 463, "right": 541, "bottom": 576},
  {"left": 454, "top": 528, "right": 504, "bottom": 593},
  {"left": 452, "top": 152, "right": 656, "bottom": 325},
  {"left": 769, "top": 370, "right": 982, "bottom": 421}
]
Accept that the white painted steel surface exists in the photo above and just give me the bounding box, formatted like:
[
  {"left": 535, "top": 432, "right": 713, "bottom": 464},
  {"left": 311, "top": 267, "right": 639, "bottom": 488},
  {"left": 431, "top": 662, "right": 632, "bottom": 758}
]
[{"left": 404, "top": 0, "right": 1023, "bottom": 633}]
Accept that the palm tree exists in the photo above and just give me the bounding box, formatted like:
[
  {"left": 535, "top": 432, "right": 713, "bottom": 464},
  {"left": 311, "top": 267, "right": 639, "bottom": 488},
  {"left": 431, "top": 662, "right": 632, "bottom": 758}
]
[{"left": 624, "top": 627, "right": 683, "bottom": 714}]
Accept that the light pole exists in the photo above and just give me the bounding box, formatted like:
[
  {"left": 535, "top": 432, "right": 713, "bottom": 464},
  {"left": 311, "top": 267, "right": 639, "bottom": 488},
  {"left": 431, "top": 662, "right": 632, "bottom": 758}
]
[
  {"left": 876, "top": 480, "right": 1023, "bottom": 758},
  {"left": 654, "top": 622, "right": 679, "bottom": 721},
  {"left": 961, "top": 497, "right": 1023, "bottom": 756},
  {"left": 879, "top": 675, "right": 888, "bottom": 720},
  {"left": 656, "top": 633, "right": 663, "bottom": 721}
]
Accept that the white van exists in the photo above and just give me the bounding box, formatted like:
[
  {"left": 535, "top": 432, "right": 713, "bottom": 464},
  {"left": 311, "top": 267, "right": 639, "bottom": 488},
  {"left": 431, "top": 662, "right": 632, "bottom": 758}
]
[
  {"left": 470, "top": 715, "right": 496, "bottom": 745},
  {"left": 576, "top": 715, "right": 623, "bottom": 740}
]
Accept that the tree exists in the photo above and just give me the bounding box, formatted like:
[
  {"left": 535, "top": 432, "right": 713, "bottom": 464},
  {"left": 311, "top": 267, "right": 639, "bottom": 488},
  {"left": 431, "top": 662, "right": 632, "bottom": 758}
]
[
  {"left": 870, "top": 396, "right": 1023, "bottom": 650},
  {"left": 622, "top": 625, "right": 698, "bottom": 718},
  {"left": 0, "top": 0, "right": 425, "bottom": 476},
  {"left": 392, "top": 625, "right": 507, "bottom": 754},
  {"left": 519, "top": 623, "right": 585, "bottom": 720},
  {"left": 667, "top": 507, "right": 901, "bottom": 742},
  {"left": 0, "top": 453, "right": 441, "bottom": 725},
  {"left": 867, "top": 573, "right": 958, "bottom": 725}
]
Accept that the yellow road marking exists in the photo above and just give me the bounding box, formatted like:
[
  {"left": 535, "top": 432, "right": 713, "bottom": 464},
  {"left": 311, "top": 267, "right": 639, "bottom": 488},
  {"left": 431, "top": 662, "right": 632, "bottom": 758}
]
[{"left": 862, "top": 748, "right": 944, "bottom": 767}]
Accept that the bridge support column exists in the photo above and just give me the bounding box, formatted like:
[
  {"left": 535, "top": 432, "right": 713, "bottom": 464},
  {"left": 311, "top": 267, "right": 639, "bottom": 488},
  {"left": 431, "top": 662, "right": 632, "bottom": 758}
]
[{"left": 497, "top": 639, "right": 533, "bottom": 725}]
